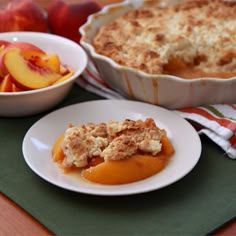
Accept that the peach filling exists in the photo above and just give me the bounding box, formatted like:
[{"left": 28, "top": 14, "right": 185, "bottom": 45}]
[
  {"left": 52, "top": 133, "right": 174, "bottom": 185},
  {"left": 164, "top": 57, "right": 236, "bottom": 79}
]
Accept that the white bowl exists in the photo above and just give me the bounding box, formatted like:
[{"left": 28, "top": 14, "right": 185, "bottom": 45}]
[
  {"left": 80, "top": 0, "right": 236, "bottom": 109},
  {"left": 0, "top": 32, "right": 87, "bottom": 117}
]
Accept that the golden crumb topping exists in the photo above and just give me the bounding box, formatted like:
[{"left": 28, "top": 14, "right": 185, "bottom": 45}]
[
  {"left": 92, "top": 0, "right": 236, "bottom": 76},
  {"left": 62, "top": 118, "right": 164, "bottom": 168}
]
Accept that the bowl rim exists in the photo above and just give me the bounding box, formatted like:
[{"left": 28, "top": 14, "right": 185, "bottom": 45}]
[
  {"left": 79, "top": 0, "right": 236, "bottom": 82},
  {"left": 0, "top": 31, "right": 88, "bottom": 96}
]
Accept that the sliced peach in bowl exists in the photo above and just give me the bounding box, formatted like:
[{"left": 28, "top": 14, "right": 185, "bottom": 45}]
[
  {"left": 0, "top": 74, "right": 13, "bottom": 92},
  {"left": 34, "top": 53, "right": 61, "bottom": 73},
  {"left": 60, "top": 64, "right": 70, "bottom": 75},
  {"left": 0, "top": 41, "right": 11, "bottom": 77},
  {"left": 12, "top": 82, "right": 23, "bottom": 92},
  {"left": 0, "top": 40, "right": 11, "bottom": 51},
  {"left": 0, "top": 41, "right": 46, "bottom": 78},
  {"left": 0, "top": 66, "right": 5, "bottom": 78},
  {"left": 0, "top": 32, "right": 87, "bottom": 117},
  {"left": 3, "top": 48, "right": 61, "bottom": 90},
  {"left": 53, "top": 71, "right": 74, "bottom": 84},
  {"left": 0, "top": 41, "right": 46, "bottom": 62},
  {"left": 6, "top": 41, "right": 45, "bottom": 54}
]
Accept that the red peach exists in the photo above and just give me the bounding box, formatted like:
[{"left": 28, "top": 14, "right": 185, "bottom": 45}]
[
  {"left": 5, "top": 42, "right": 46, "bottom": 54},
  {"left": 0, "top": 0, "right": 48, "bottom": 32},
  {"left": 47, "top": 0, "right": 101, "bottom": 44}
]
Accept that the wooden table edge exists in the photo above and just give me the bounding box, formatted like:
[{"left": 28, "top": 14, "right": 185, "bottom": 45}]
[
  {"left": 0, "top": 193, "right": 53, "bottom": 235},
  {"left": 1, "top": 193, "right": 236, "bottom": 235}
]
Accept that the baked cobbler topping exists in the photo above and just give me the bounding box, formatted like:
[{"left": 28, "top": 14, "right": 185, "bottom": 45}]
[
  {"left": 62, "top": 118, "right": 164, "bottom": 168},
  {"left": 52, "top": 118, "right": 175, "bottom": 185},
  {"left": 92, "top": 0, "right": 236, "bottom": 77}
]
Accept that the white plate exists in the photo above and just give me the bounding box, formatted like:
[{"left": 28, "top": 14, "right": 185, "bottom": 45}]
[{"left": 22, "top": 100, "right": 201, "bottom": 196}]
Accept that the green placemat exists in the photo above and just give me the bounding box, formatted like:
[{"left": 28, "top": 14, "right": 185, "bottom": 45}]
[{"left": 1, "top": 85, "right": 236, "bottom": 235}]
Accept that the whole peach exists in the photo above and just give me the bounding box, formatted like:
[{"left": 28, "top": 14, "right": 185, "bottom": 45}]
[
  {"left": 0, "top": 0, "right": 48, "bottom": 32},
  {"left": 47, "top": 0, "right": 101, "bottom": 44}
]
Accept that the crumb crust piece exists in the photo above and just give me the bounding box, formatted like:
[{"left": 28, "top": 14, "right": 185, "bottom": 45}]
[
  {"left": 93, "top": 0, "right": 236, "bottom": 75},
  {"left": 62, "top": 118, "right": 164, "bottom": 168}
]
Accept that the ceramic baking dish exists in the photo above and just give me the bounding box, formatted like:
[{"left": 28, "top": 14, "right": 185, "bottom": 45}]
[{"left": 80, "top": 0, "right": 236, "bottom": 109}]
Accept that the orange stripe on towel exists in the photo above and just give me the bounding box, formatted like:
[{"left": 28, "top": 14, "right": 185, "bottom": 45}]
[{"left": 179, "top": 107, "right": 236, "bottom": 132}]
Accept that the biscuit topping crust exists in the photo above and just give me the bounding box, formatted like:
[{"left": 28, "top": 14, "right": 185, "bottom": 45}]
[
  {"left": 62, "top": 118, "right": 164, "bottom": 168},
  {"left": 93, "top": 0, "right": 236, "bottom": 76}
]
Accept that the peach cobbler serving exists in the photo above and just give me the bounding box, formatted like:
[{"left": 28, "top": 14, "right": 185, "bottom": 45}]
[
  {"left": 52, "top": 118, "right": 174, "bottom": 185},
  {"left": 92, "top": 0, "right": 236, "bottom": 79}
]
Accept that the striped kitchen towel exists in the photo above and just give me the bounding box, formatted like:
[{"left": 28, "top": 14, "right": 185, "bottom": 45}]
[
  {"left": 77, "top": 61, "right": 125, "bottom": 99},
  {"left": 175, "top": 105, "right": 236, "bottom": 159},
  {"left": 76, "top": 64, "right": 236, "bottom": 159}
]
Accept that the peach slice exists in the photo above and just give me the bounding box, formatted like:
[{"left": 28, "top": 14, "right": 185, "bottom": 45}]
[
  {"left": 0, "top": 66, "right": 4, "bottom": 78},
  {"left": 53, "top": 71, "right": 74, "bottom": 84},
  {"left": 12, "top": 82, "right": 23, "bottom": 92},
  {"left": 0, "top": 74, "right": 23, "bottom": 92},
  {"left": 0, "top": 40, "right": 10, "bottom": 52},
  {"left": 0, "top": 74, "right": 13, "bottom": 92},
  {"left": 82, "top": 135, "right": 174, "bottom": 185},
  {"left": 52, "top": 134, "right": 65, "bottom": 163},
  {"left": 0, "top": 41, "right": 11, "bottom": 77},
  {"left": 82, "top": 155, "right": 164, "bottom": 185},
  {"left": 35, "top": 53, "right": 61, "bottom": 73},
  {"left": 3, "top": 48, "right": 61, "bottom": 90},
  {"left": 60, "top": 64, "right": 70, "bottom": 75},
  {"left": 0, "top": 41, "right": 46, "bottom": 77},
  {"left": 7, "top": 41, "right": 45, "bottom": 54},
  {"left": 0, "top": 40, "right": 10, "bottom": 47}
]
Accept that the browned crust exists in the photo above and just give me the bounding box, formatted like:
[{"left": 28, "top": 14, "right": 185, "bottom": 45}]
[{"left": 92, "top": 0, "right": 236, "bottom": 77}]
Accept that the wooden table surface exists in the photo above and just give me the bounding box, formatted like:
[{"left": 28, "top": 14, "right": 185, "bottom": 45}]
[
  {"left": 1, "top": 190, "right": 235, "bottom": 236},
  {"left": 0, "top": 0, "right": 235, "bottom": 235}
]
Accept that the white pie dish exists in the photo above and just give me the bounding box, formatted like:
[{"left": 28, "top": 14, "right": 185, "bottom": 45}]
[{"left": 79, "top": 0, "right": 236, "bottom": 109}]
